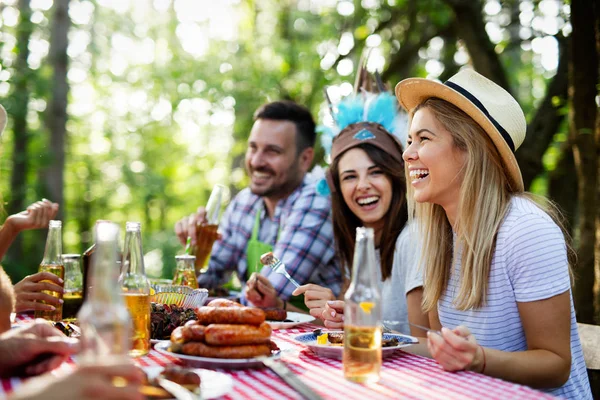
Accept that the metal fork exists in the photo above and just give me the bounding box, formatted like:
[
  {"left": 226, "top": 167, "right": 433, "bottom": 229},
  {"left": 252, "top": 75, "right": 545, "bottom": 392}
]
[{"left": 265, "top": 256, "right": 301, "bottom": 288}]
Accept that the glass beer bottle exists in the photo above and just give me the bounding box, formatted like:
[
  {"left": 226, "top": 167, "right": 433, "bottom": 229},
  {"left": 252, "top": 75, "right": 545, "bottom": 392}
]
[
  {"left": 120, "top": 222, "right": 151, "bottom": 357},
  {"left": 172, "top": 255, "right": 198, "bottom": 288},
  {"left": 34, "top": 220, "right": 64, "bottom": 321},
  {"left": 62, "top": 254, "right": 83, "bottom": 321},
  {"left": 343, "top": 227, "right": 382, "bottom": 384},
  {"left": 77, "top": 221, "right": 132, "bottom": 361}
]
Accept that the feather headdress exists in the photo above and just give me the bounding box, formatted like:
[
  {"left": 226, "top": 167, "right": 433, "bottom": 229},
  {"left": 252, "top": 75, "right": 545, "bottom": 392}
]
[
  {"left": 316, "top": 62, "right": 408, "bottom": 196},
  {"left": 319, "top": 67, "right": 408, "bottom": 163}
]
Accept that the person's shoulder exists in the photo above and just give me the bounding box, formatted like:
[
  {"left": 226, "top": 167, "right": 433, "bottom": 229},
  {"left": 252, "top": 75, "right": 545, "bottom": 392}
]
[
  {"left": 394, "top": 223, "right": 420, "bottom": 253},
  {"left": 231, "top": 187, "right": 260, "bottom": 205},
  {"left": 499, "top": 196, "right": 561, "bottom": 241},
  {"left": 292, "top": 178, "right": 332, "bottom": 209}
]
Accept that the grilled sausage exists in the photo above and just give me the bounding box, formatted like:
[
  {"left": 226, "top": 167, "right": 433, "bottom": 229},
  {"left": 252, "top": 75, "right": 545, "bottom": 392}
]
[
  {"left": 195, "top": 306, "right": 265, "bottom": 326},
  {"left": 206, "top": 298, "right": 243, "bottom": 308},
  {"left": 181, "top": 342, "right": 272, "bottom": 359},
  {"left": 171, "top": 326, "right": 185, "bottom": 344},
  {"left": 262, "top": 308, "right": 287, "bottom": 321},
  {"left": 171, "top": 324, "right": 206, "bottom": 344},
  {"left": 205, "top": 322, "right": 271, "bottom": 346}
]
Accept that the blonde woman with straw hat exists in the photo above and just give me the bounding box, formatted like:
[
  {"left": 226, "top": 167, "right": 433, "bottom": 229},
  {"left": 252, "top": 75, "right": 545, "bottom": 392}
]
[{"left": 396, "top": 69, "right": 591, "bottom": 398}]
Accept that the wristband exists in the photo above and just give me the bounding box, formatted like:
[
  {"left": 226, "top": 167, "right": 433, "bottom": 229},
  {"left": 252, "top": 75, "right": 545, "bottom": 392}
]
[{"left": 478, "top": 345, "right": 486, "bottom": 374}]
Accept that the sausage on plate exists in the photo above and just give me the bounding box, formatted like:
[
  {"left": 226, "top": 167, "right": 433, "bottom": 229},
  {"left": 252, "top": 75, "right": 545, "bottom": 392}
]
[
  {"left": 195, "top": 306, "right": 265, "bottom": 326},
  {"left": 262, "top": 308, "right": 287, "bottom": 321},
  {"left": 181, "top": 342, "right": 272, "bottom": 359},
  {"left": 205, "top": 322, "right": 271, "bottom": 346},
  {"left": 171, "top": 324, "right": 206, "bottom": 344},
  {"left": 206, "top": 298, "right": 243, "bottom": 308}
]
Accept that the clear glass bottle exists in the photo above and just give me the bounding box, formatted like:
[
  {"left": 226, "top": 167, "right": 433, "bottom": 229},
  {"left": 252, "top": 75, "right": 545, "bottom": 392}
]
[
  {"left": 172, "top": 255, "right": 198, "bottom": 288},
  {"left": 343, "top": 227, "right": 382, "bottom": 384},
  {"left": 120, "top": 221, "right": 151, "bottom": 357},
  {"left": 34, "top": 220, "right": 64, "bottom": 321},
  {"left": 62, "top": 254, "right": 83, "bottom": 321},
  {"left": 77, "top": 221, "right": 132, "bottom": 362}
]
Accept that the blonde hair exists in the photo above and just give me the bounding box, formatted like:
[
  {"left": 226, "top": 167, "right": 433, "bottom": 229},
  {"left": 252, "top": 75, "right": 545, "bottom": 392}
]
[{"left": 407, "top": 98, "right": 574, "bottom": 311}]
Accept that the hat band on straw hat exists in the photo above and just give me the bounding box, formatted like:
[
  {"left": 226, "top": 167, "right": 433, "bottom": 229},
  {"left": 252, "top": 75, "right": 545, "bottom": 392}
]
[{"left": 444, "top": 81, "right": 515, "bottom": 152}]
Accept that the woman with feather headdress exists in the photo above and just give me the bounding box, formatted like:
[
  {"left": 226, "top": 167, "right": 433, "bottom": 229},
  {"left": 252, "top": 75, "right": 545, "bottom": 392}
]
[{"left": 290, "top": 68, "right": 430, "bottom": 337}]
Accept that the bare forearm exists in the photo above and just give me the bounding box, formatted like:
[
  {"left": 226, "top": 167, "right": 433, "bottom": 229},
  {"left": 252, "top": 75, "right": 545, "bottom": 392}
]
[
  {"left": 0, "top": 221, "right": 19, "bottom": 262},
  {"left": 483, "top": 347, "right": 570, "bottom": 389}
]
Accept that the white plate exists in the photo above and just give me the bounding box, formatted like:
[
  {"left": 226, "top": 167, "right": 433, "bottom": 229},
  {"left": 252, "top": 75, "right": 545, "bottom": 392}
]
[
  {"left": 154, "top": 341, "right": 280, "bottom": 370},
  {"left": 151, "top": 339, "right": 170, "bottom": 345},
  {"left": 267, "top": 311, "right": 315, "bottom": 329},
  {"left": 144, "top": 366, "right": 233, "bottom": 400},
  {"left": 293, "top": 331, "right": 418, "bottom": 360}
]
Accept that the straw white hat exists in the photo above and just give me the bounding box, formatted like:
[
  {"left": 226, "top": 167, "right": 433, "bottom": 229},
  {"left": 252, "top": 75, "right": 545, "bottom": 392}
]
[
  {"left": 395, "top": 68, "right": 526, "bottom": 192},
  {"left": 0, "top": 105, "right": 6, "bottom": 138}
]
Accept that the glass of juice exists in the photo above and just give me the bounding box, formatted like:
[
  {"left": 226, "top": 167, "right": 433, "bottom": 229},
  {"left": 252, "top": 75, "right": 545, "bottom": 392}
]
[
  {"left": 192, "top": 184, "right": 228, "bottom": 275},
  {"left": 62, "top": 254, "right": 83, "bottom": 321}
]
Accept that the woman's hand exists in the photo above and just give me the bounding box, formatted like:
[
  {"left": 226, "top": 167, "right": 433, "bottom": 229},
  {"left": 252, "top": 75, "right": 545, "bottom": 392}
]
[
  {"left": 8, "top": 358, "right": 144, "bottom": 400},
  {"left": 292, "top": 284, "right": 335, "bottom": 320},
  {"left": 0, "top": 320, "right": 79, "bottom": 377},
  {"left": 427, "top": 325, "right": 485, "bottom": 373},
  {"left": 13, "top": 272, "right": 64, "bottom": 313},
  {"left": 245, "top": 273, "right": 282, "bottom": 308},
  {"left": 322, "top": 300, "right": 345, "bottom": 329},
  {"left": 5, "top": 200, "right": 59, "bottom": 234}
]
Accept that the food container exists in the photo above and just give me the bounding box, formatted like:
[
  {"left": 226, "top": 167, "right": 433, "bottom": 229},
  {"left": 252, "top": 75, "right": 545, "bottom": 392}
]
[{"left": 151, "top": 285, "right": 208, "bottom": 309}]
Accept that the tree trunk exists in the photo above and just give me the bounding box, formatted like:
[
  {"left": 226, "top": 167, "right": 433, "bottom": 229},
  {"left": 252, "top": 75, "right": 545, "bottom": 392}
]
[
  {"left": 548, "top": 142, "right": 578, "bottom": 232},
  {"left": 517, "top": 38, "right": 569, "bottom": 190},
  {"left": 6, "top": 0, "right": 33, "bottom": 265},
  {"left": 443, "top": 0, "right": 511, "bottom": 94},
  {"left": 594, "top": 0, "right": 600, "bottom": 323},
  {"left": 43, "top": 0, "right": 71, "bottom": 221},
  {"left": 570, "top": 0, "right": 598, "bottom": 324}
]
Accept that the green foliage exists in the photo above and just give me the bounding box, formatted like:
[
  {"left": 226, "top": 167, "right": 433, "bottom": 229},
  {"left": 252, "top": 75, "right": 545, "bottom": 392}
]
[{"left": 0, "top": 0, "right": 577, "bottom": 284}]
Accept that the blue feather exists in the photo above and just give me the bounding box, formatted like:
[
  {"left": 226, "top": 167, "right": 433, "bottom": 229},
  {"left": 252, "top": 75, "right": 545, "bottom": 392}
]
[
  {"left": 336, "top": 97, "right": 364, "bottom": 130},
  {"left": 366, "top": 93, "right": 398, "bottom": 133}
]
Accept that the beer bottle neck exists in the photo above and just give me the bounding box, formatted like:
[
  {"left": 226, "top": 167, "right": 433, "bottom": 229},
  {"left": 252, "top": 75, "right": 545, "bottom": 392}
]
[{"left": 42, "top": 224, "right": 63, "bottom": 265}]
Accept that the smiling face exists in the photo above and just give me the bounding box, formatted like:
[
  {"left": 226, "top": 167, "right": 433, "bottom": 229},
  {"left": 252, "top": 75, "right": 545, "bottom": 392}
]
[
  {"left": 338, "top": 148, "right": 393, "bottom": 232},
  {"left": 403, "top": 107, "right": 467, "bottom": 216},
  {"left": 245, "top": 119, "right": 312, "bottom": 202}
]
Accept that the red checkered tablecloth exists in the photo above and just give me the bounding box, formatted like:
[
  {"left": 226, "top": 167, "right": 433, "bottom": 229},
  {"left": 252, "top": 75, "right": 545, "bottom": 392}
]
[{"left": 3, "top": 315, "right": 554, "bottom": 399}]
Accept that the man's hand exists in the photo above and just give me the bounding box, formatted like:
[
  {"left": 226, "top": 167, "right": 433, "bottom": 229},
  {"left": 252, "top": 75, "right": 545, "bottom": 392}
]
[
  {"left": 8, "top": 357, "right": 144, "bottom": 400},
  {"left": 292, "top": 284, "right": 335, "bottom": 320},
  {"left": 245, "top": 273, "right": 283, "bottom": 308},
  {"left": 174, "top": 207, "right": 208, "bottom": 246},
  {"left": 6, "top": 200, "right": 59, "bottom": 234},
  {"left": 0, "top": 320, "right": 79, "bottom": 377},
  {"left": 14, "top": 272, "right": 64, "bottom": 313}
]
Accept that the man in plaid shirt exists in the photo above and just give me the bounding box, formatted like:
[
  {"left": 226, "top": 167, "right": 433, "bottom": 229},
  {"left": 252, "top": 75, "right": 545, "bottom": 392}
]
[{"left": 175, "top": 101, "right": 341, "bottom": 307}]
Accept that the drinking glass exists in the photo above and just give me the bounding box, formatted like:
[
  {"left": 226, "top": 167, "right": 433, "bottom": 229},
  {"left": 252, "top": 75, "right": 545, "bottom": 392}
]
[
  {"left": 192, "top": 184, "right": 228, "bottom": 275},
  {"left": 62, "top": 254, "right": 83, "bottom": 321}
]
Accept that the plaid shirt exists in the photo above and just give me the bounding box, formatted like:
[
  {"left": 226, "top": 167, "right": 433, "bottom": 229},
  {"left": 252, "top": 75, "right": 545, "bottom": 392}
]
[{"left": 198, "top": 177, "right": 341, "bottom": 300}]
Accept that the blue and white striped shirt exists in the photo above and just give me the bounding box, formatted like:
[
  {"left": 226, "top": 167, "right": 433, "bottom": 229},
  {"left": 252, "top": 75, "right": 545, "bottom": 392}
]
[{"left": 438, "top": 196, "right": 591, "bottom": 399}]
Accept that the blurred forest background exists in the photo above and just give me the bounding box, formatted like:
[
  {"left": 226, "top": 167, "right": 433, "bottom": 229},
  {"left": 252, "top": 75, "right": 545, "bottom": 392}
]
[{"left": 0, "top": 0, "right": 599, "bottom": 322}]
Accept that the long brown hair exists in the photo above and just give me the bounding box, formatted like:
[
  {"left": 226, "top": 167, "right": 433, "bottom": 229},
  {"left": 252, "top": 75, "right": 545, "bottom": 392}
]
[
  {"left": 407, "top": 98, "right": 574, "bottom": 311},
  {"left": 330, "top": 143, "right": 408, "bottom": 281}
]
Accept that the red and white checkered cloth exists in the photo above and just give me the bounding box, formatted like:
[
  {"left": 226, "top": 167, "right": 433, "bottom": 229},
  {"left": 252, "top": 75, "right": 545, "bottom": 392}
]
[{"left": 4, "top": 315, "right": 553, "bottom": 399}]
